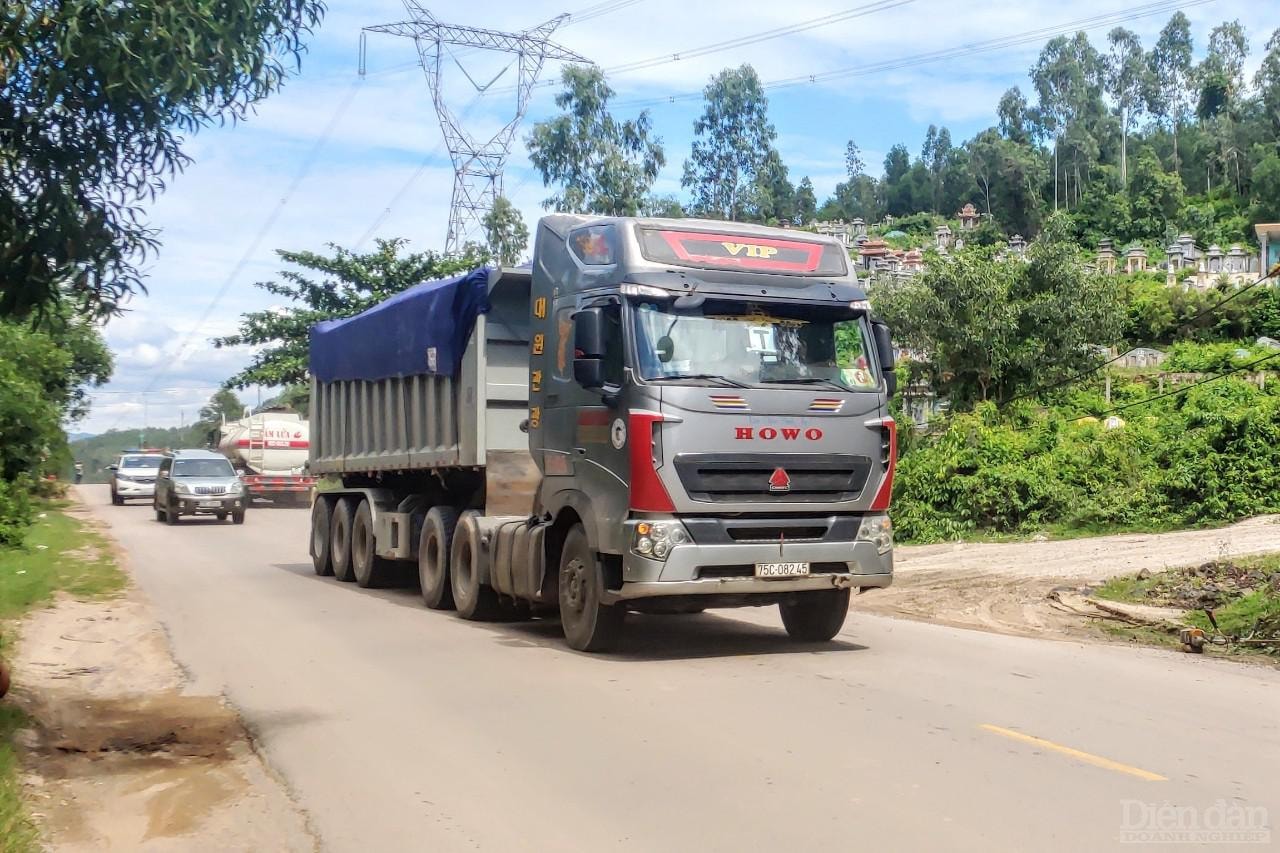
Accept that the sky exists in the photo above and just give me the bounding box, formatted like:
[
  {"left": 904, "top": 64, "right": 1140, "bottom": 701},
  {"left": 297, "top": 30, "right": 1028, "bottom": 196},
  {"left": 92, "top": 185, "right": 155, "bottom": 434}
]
[{"left": 78, "top": 0, "right": 1276, "bottom": 435}]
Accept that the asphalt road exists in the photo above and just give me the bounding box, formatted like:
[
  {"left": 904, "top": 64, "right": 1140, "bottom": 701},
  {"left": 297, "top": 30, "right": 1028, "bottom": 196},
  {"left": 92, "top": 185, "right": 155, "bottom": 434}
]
[{"left": 81, "top": 486, "right": 1279, "bottom": 852}]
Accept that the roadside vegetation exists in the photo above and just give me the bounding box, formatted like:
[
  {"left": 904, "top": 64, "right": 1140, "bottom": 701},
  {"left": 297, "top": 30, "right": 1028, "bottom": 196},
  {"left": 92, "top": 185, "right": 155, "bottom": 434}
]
[
  {"left": 1094, "top": 555, "right": 1280, "bottom": 658},
  {"left": 0, "top": 502, "right": 127, "bottom": 852}
]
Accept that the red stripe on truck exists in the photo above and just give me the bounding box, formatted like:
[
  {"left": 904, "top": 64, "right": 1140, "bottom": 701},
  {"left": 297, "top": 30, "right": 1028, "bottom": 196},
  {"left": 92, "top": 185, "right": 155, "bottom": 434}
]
[{"left": 235, "top": 440, "right": 309, "bottom": 448}]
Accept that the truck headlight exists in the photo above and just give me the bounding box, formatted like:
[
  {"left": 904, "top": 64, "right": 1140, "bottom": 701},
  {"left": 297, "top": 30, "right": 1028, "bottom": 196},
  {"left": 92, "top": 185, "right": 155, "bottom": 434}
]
[
  {"left": 116, "top": 474, "right": 133, "bottom": 483},
  {"left": 632, "top": 520, "right": 689, "bottom": 561},
  {"left": 174, "top": 483, "right": 192, "bottom": 496},
  {"left": 857, "top": 514, "right": 893, "bottom": 555},
  {"left": 227, "top": 481, "right": 243, "bottom": 495}
]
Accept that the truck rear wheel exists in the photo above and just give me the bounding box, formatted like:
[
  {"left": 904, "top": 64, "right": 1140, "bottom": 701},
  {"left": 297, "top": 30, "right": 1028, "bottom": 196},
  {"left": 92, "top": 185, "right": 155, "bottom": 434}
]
[
  {"left": 310, "top": 498, "right": 333, "bottom": 576},
  {"left": 558, "top": 524, "right": 623, "bottom": 653},
  {"left": 418, "top": 507, "right": 457, "bottom": 610},
  {"left": 351, "top": 500, "right": 391, "bottom": 589},
  {"left": 330, "top": 498, "right": 356, "bottom": 583},
  {"left": 450, "top": 511, "right": 502, "bottom": 620},
  {"left": 779, "top": 589, "right": 850, "bottom": 643}
]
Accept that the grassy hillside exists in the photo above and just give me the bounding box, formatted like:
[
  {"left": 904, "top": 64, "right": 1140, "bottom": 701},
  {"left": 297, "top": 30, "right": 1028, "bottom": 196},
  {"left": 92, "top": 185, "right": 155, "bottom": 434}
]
[{"left": 70, "top": 426, "right": 214, "bottom": 483}]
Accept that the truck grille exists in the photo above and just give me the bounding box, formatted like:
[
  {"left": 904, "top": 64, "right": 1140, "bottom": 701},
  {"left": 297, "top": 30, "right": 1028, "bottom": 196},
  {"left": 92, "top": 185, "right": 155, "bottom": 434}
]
[
  {"left": 194, "top": 485, "right": 226, "bottom": 496},
  {"left": 673, "top": 454, "right": 871, "bottom": 503}
]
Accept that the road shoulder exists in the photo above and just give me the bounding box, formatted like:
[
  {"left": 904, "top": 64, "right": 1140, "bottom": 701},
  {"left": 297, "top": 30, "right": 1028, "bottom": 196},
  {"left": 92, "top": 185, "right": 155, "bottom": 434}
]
[{"left": 5, "top": 496, "right": 317, "bottom": 852}]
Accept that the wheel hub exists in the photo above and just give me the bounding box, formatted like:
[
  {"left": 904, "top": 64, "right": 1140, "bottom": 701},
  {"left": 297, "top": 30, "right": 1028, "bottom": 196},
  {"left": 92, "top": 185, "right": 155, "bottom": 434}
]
[{"left": 564, "top": 558, "right": 587, "bottom": 612}]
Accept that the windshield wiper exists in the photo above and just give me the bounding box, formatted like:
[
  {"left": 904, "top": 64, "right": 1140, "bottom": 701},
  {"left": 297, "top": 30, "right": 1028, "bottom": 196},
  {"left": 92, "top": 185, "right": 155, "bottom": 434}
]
[
  {"left": 761, "top": 377, "right": 848, "bottom": 391},
  {"left": 656, "top": 373, "right": 750, "bottom": 389}
]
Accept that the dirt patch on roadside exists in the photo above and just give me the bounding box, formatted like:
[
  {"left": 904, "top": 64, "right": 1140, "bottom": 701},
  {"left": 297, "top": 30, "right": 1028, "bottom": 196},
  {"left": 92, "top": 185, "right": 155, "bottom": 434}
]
[
  {"left": 851, "top": 569, "right": 1103, "bottom": 640},
  {"left": 851, "top": 516, "right": 1280, "bottom": 644},
  {"left": 9, "top": 593, "right": 316, "bottom": 851}
]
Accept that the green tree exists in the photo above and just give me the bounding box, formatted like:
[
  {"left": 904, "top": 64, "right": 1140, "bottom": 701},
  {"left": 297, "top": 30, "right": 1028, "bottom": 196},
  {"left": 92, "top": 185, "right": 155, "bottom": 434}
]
[
  {"left": 746, "top": 149, "right": 795, "bottom": 224},
  {"left": 1032, "top": 33, "right": 1108, "bottom": 210},
  {"left": 0, "top": 0, "right": 325, "bottom": 321},
  {"left": 641, "top": 195, "right": 685, "bottom": 218},
  {"left": 794, "top": 177, "right": 817, "bottom": 225},
  {"left": 199, "top": 389, "right": 245, "bottom": 428},
  {"left": 872, "top": 215, "right": 1121, "bottom": 408},
  {"left": 1104, "top": 27, "right": 1148, "bottom": 183},
  {"left": 0, "top": 322, "right": 76, "bottom": 482},
  {"left": 482, "top": 196, "right": 528, "bottom": 267},
  {"left": 967, "top": 129, "right": 1047, "bottom": 236},
  {"left": 1256, "top": 29, "right": 1280, "bottom": 136},
  {"left": 214, "top": 239, "right": 483, "bottom": 389},
  {"left": 997, "top": 87, "right": 1032, "bottom": 144},
  {"left": 1127, "top": 147, "right": 1185, "bottom": 239},
  {"left": 1147, "top": 13, "right": 1194, "bottom": 171},
  {"left": 682, "top": 65, "right": 779, "bottom": 221},
  {"left": 527, "top": 66, "right": 664, "bottom": 216}
]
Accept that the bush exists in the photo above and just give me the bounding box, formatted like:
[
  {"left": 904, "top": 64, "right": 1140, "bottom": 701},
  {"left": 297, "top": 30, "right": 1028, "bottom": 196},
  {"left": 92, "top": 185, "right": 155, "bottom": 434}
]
[
  {"left": 893, "top": 378, "right": 1280, "bottom": 542},
  {"left": 0, "top": 479, "right": 33, "bottom": 548}
]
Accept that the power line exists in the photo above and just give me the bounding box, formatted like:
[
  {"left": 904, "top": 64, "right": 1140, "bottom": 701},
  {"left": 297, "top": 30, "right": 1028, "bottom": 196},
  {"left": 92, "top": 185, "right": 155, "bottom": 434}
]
[
  {"left": 511, "top": 0, "right": 914, "bottom": 95},
  {"left": 612, "top": 0, "right": 1218, "bottom": 108}
]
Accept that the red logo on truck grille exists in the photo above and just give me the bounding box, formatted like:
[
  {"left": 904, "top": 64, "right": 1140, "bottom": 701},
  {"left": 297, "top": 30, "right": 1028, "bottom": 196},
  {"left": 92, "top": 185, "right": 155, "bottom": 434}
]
[{"left": 768, "top": 468, "right": 791, "bottom": 493}]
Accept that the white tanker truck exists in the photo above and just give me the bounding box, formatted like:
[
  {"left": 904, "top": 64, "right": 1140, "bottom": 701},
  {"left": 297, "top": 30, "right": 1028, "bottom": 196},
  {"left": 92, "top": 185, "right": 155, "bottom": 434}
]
[{"left": 215, "top": 410, "right": 315, "bottom": 505}]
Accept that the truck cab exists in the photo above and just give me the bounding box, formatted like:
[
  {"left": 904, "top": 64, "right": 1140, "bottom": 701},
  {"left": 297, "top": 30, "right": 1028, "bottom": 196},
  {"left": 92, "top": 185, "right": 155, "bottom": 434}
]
[{"left": 526, "top": 216, "right": 895, "bottom": 648}]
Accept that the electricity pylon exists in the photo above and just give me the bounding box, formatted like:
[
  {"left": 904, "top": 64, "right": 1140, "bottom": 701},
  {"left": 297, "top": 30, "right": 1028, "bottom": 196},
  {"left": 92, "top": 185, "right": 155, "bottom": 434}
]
[{"left": 363, "top": 3, "right": 587, "bottom": 254}]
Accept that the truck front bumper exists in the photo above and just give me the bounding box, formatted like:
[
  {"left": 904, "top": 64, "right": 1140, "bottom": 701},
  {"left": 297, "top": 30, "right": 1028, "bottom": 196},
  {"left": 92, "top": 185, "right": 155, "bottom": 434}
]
[{"left": 610, "top": 539, "right": 892, "bottom": 603}]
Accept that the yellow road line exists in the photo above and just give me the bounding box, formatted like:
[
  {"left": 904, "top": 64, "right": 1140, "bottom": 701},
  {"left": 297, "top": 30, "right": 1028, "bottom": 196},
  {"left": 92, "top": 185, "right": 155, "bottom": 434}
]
[{"left": 980, "top": 724, "right": 1167, "bottom": 781}]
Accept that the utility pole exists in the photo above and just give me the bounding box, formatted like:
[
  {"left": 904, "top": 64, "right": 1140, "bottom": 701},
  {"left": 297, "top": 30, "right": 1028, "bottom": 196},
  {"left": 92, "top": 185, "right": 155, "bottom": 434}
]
[{"left": 362, "top": 2, "right": 587, "bottom": 254}]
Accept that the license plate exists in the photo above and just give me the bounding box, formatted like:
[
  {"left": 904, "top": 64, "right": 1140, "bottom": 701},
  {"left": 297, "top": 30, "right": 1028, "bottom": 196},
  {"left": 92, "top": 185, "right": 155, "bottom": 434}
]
[
  {"left": 755, "top": 561, "right": 810, "bottom": 578},
  {"left": 199, "top": 500, "right": 221, "bottom": 508}
]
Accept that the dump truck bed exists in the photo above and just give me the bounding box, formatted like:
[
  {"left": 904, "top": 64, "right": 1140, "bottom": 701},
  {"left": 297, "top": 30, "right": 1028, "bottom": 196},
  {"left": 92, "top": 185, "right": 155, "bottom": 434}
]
[{"left": 308, "top": 268, "right": 532, "bottom": 477}]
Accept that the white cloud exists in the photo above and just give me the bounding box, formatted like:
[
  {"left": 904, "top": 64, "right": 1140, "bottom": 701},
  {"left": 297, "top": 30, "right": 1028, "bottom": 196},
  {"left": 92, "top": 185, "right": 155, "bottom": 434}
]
[{"left": 83, "top": 0, "right": 1280, "bottom": 432}]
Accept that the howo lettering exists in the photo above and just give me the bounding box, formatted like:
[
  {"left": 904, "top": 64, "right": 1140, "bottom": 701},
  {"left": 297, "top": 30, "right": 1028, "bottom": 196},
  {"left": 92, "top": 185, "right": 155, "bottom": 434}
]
[{"left": 306, "top": 216, "right": 898, "bottom": 652}]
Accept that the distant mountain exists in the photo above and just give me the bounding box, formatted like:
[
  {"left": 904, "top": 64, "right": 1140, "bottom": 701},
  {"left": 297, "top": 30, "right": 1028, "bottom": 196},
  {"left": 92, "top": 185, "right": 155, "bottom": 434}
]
[
  {"left": 67, "top": 431, "right": 97, "bottom": 443},
  {"left": 70, "top": 426, "right": 212, "bottom": 483}
]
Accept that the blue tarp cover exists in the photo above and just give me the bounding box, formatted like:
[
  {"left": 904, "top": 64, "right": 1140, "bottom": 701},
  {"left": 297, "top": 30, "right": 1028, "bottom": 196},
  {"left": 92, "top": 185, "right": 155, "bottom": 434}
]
[{"left": 310, "top": 267, "right": 491, "bottom": 382}]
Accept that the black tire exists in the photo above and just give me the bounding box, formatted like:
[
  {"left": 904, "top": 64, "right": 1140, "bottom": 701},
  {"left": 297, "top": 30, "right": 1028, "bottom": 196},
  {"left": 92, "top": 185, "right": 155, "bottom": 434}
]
[
  {"left": 310, "top": 498, "right": 334, "bottom": 576},
  {"left": 779, "top": 589, "right": 851, "bottom": 643},
  {"left": 450, "top": 511, "right": 502, "bottom": 620},
  {"left": 216, "top": 512, "right": 228, "bottom": 522},
  {"left": 164, "top": 499, "right": 179, "bottom": 525},
  {"left": 111, "top": 488, "right": 123, "bottom": 506},
  {"left": 330, "top": 498, "right": 356, "bottom": 582},
  {"left": 558, "top": 524, "right": 623, "bottom": 652},
  {"left": 418, "top": 506, "right": 457, "bottom": 610},
  {"left": 232, "top": 509, "right": 245, "bottom": 525},
  {"left": 352, "top": 500, "right": 392, "bottom": 588}
]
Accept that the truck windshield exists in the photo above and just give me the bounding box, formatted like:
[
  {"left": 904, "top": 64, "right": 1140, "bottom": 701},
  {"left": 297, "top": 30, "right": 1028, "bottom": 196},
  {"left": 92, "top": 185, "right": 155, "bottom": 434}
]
[
  {"left": 631, "top": 300, "right": 879, "bottom": 391},
  {"left": 173, "top": 459, "right": 235, "bottom": 478}
]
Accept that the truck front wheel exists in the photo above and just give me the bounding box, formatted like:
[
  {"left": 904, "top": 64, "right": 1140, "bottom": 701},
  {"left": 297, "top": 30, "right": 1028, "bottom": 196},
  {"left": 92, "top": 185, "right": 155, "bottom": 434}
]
[
  {"left": 450, "top": 511, "right": 502, "bottom": 620},
  {"left": 779, "top": 589, "right": 850, "bottom": 643},
  {"left": 418, "top": 507, "right": 457, "bottom": 610},
  {"left": 558, "top": 524, "right": 623, "bottom": 653}
]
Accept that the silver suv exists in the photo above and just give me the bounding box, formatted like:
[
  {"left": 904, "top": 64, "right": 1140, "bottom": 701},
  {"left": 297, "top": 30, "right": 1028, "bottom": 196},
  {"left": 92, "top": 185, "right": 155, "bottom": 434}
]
[
  {"left": 109, "top": 451, "right": 165, "bottom": 505},
  {"left": 153, "top": 450, "right": 247, "bottom": 525}
]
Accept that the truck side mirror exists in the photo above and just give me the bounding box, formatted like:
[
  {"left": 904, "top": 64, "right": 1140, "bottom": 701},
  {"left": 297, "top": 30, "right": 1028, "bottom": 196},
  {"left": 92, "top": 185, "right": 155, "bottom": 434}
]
[
  {"left": 572, "top": 307, "right": 605, "bottom": 359},
  {"left": 107, "top": 464, "right": 117, "bottom": 472},
  {"left": 872, "top": 322, "right": 895, "bottom": 372},
  {"left": 872, "top": 321, "right": 897, "bottom": 397}
]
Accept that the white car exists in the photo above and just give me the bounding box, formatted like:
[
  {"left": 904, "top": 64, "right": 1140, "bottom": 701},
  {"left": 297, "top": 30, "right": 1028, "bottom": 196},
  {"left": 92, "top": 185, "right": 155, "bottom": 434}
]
[{"left": 109, "top": 452, "right": 165, "bottom": 505}]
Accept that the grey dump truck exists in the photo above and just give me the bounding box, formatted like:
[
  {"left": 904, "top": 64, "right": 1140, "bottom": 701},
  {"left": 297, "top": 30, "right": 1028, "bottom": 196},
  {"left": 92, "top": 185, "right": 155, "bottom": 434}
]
[{"left": 307, "top": 215, "right": 898, "bottom": 651}]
